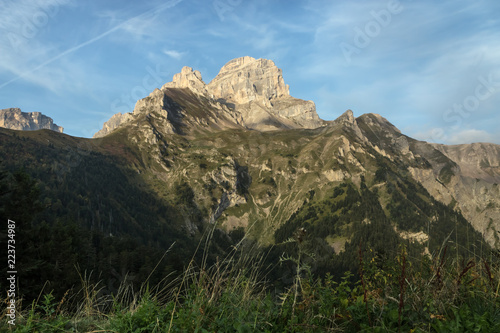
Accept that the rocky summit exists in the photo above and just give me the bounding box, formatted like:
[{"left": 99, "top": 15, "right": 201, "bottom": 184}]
[
  {"left": 0, "top": 108, "right": 63, "bottom": 133},
  {"left": 94, "top": 56, "right": 324, "bottom": 137},
  {"left": 207, "top": 56, "right": 290, "bottom": 105},
  {"left": 206, "top": 56, "right": 323, "bottom": 130}
]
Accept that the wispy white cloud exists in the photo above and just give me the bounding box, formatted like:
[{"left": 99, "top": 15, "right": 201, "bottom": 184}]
[
  {"left": 0, "top": 0, "right": 74, "bottom": 36},
  {"left": 0, "top": 0, "right": 185, "bottom": 92},
  {"left": 163, "top": 49, "right": 185, "bottom": 60},
  {"left": 0, "top": 0, "right": 76, "bottom": 90},
  {"left": 412, "top": 126, "right": 500, "bottom": 145},
  {"left": 447, "top": 129, "right": 496, "bottom": 144}
]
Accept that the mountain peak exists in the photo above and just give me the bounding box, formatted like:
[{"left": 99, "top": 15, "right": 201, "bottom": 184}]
[
  {"left": 357, "top": 113, "right": 401, "bottom": 134},
  {"left": 207, "top": 56, "right": 290, "bottom": 107},
  {"left": 338, "top": 109, "right": 355, "bottom": 124},
  {"left": 162, "top": 66, "right": 207, "bottom": 94},
  {"left": 0, "top": 108, "right": 63, "bottom": 133}
]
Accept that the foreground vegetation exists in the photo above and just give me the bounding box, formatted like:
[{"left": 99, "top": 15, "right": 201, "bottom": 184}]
[{"left": 3, "top": 232, "right": 500, "bottom": 332}]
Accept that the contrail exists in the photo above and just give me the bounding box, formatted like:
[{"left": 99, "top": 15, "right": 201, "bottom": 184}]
[{"left": 0, "top": 0, "right": 184, "bottom": 90}]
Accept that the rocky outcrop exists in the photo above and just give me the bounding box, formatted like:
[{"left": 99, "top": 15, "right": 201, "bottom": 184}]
[
  {"left": 330, "top": 109, "right": 365, "bottom": 140},
  {"left": 207, "top": 56, "right": 323, "bottom": 130},
  {"left": 207, "top": 56, "right": 289, "bottom": 106},
  {"left": 93, "top": 112, "right": 134, "bottom": 138},
  {"left": 162, "top": 66, "right": 207, "bottom": 95},
  {"left": 0, "top": 108, "right": 63, "bottom": 133},
  {"left": 207, "top": 158, "right": 251, "bottom": 223}
]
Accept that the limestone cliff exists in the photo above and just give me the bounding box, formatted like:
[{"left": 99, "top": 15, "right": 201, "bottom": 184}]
[
  {"left": 207, "top": 56, "right": 289, "bottom": 106},
  {"left": 427, "top": 143, "right": 500, "bottom": 246},
  {"left": 207, "top": 56, "right": 323, "bottom": 130},
  {"left": 93, "top": 112, "right": 134, "bottom": 138},
  {"left": 162, "top": 66, "right": 207, "bottom": 95},
  {"left": 0, "top": 108, "right": 63, "bottom": 133}
]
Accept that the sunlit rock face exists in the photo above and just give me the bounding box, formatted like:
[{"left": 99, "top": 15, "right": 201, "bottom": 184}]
[{"left": 0, "top": 108, "right": 63, "bottom": 133}]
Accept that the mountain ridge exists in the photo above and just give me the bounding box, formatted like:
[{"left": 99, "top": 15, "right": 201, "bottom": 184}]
[{"left": 89, "top": 54, "right": 500, "bottom": 247}]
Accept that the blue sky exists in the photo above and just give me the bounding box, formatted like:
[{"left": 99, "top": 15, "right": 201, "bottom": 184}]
[{"left": 1, "top": 0, "right": 499, "bottom": 144}]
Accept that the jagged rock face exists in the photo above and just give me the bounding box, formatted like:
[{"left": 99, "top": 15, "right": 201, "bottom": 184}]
[
  {"left": 0, "top": 108, "right": 63, "bottom": 133},
  {"left": 207, "top": 56, "right": 290, "bottom": 106},
  {"left": 424, "top": 143, "right": 500, "bottom": 246},
  {"left": 97, "top": 88, "right": 186, "bottom": 141},
  {"left": 133, "top": 88, "right": 188, "bottom": 136},
  {"left": 207, "top": 56, "right": 323, "bottom": 130},
  {"left": 133, "top": 88, "right": 172, "bottom": 117},
  {"left": 205, "top": 157, "right": 251, "bottom": 224},
  {"left": 162, "top": 66, "right": 207, "bottom": 95},
  {"left": 93, "top": 112, "right": 134, "bottom": 138},
  {"left": 329, "top": 109, "right": 365, "bottom": 140},
  {"left": 358, "top": 113, "right": 401, "bottom": 134},
  {"left": 268, "top": 97, "right": 322, "bottom": 129},
  {"left": 433, "top": 143, "right": 500, "bottom": 183}
]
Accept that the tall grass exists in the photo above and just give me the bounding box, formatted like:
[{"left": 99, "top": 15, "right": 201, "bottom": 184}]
[{"left": 3, "top": 228, "right": 500, "bottom": 332}]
